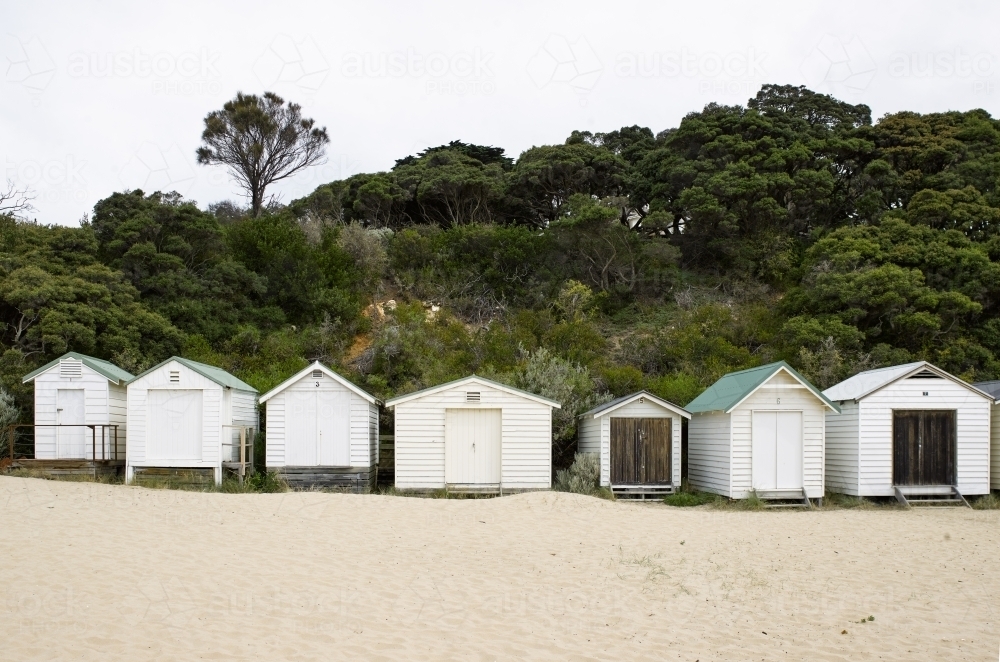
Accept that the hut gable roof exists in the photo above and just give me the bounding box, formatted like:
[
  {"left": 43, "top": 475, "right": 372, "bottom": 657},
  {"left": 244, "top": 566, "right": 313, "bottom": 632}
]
[
  {"left": 580, "top": 390, "right": 690, "bottom": 419},
  {"left": 259, "top": 361, "right": 379, "bottom": 404},
  {"left": 22, "top": 351, "right": 135, "bottom": 385},
  {"left": 825, "top": 361, "right": 991, "bottom": 402},
  {"left": 129, "top": 356, "right": 257, "bottom": 392},
  {"left": 972, "top": 379, "right": 1000, "bottom": 401},
  {"left": 384, "top": 375, "right": 561, "bottom": 409},
  {"left": 686, "top": 361, "right": 838, "bottom": 414}
]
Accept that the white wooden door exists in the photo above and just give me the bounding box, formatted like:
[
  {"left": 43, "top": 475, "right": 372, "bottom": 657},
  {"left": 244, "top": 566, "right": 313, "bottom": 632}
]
[
  {"left": 775, "top": 411, "right": 803, "bottom": 489},
  {"left": 56, "top": 389, "right": 86, "bottom": 458},
  {"left": 445, "top": 408, "right": 501, "bottom": 485},
  {"left": 318, "top": 391, "right": 351, "bottom": 466},
  {"left": 752, "top": 410, "right": 802, "bottom": 490},
  {"left": 285, "top": 389, "right": 317, "bottom": 465},
  {"left": 148, "top": 390, "right": 203, "bottom": 461}
]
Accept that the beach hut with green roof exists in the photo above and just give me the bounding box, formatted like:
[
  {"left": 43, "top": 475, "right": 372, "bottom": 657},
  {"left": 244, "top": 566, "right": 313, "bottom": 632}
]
[
  {"left": 125, "top": 356, "right": 258, "bottom": 485},
  {"left": 19, "top": 352, "right": 134, "bottom": 473},
  {"left": 686, "top": 361, "right": 838, "bottom": 503}
]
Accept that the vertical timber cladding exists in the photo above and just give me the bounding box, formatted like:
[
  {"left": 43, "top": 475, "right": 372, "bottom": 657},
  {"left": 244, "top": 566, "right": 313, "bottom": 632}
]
[
  {"left": 610, "top": 418, "right": 672, "bottom": 484},
  {"left": 893, "top": 410, "right": 957, "bottom": 486}
]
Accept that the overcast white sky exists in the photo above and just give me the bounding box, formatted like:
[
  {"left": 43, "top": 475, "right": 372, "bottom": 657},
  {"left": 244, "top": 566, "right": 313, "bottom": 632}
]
[{"left": 3, "top": 0, "right": 998, "bottom": 225}]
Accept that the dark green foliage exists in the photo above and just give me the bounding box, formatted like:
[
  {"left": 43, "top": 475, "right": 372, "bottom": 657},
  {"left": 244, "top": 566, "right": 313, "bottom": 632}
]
[{"left": 7, "top": 86, "right": 1000, "bottom": 475}]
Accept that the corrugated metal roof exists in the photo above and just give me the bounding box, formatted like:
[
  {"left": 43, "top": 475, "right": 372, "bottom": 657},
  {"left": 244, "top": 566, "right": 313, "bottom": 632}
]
[
  {"left": 129, "top": 356, "right": 257, "bottom": 392},
  {"left": 22, "top": 352, "right": 135, "bottom": 385},
  {"left": 822, "top": 362, "right": 925, "bottom": 402},
  {"left": 825, "top": 361, "right": 993, "bottom": 402},
  {"left": 686, "top": 361, "right": 837, "bottom": 413},
  {"left": 973, "top": 380, "right": 1000, "bottom": 400}
]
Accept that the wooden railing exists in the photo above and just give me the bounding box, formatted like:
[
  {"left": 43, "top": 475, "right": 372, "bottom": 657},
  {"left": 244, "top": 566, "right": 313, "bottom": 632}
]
[
  {"left": 221, "top": 425, "right": 255, "bottom": 483},
  {"left": 5, "top": 424, "right": 122, "bottom": 463}
]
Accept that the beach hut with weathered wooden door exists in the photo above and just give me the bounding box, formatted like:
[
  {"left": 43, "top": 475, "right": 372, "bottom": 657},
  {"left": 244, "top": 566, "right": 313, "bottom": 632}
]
[
  {"left": 823, "top": 362, "right": 991, "bottom": 505},
  {"left": 259, "top": 361, "right": 380, "bottom": 491},
  {"left": 125, "top": 357, "right": 258, "bottom": 486},
  {"left": 578, "top": 391, "right": 690, "bottom": 498},
  {"left": 17, "top": 352, "right": 133, "bottom": 477},
  {"left": 686, "top": 362, "right": 837, "bottom": 504},
  {"left": 385, "top": 375, "right": 560, "bottom": 492},
  {"left": 972, "top": 379, "right": 1000, "bottom": 492}
]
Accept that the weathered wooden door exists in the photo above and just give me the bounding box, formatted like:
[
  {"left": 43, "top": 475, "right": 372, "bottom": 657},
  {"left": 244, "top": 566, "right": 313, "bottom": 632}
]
[
  {"left": 893, "top": 410, "right": 956, "bottom": 485},
  {"left": 56, "top": 389, "right": 86, "bottom": 458},
  {"left": 445, "top": 408, "right": 501, "bottom": 485},
  {"left": 610, "top": 418, "right": 672, "bottom": 485}
]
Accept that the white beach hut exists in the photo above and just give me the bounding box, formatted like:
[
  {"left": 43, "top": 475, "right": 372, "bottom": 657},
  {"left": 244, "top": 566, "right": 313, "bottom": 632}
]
[
  {"left": 259, "top": 361, "right": 380, "bottom": 491},
  {"left": 686, "top": 361, "right": 838, "bottom": 504},
  {"left": 577, "top": 391, "right": 690, "bottom": 497},
  {"left": 384, "top": 375, "right": 561, "bottom": 492},
  {"left": 825, "top": 362, "right": 992, "bottom": 504},
  {"left": 18, "top": 352, "right": 133, "bottom": 475},
  {"left": 125, "top": 357, "right": 258, "bottom": 485},
  {"left": 971, "top": 379, "right": 1000, "bottom": 492}
]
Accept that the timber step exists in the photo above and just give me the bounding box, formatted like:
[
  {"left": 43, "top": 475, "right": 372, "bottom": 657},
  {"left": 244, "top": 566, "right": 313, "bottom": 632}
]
[
  {"left": 612, "top": 485, "right": 677, "bottom": 500},
  {"left": 759, "top": 489, "right": 812, "bottom": 509},
  {"left": 894, "top": 485, "right": 970, "bottom": 508}
]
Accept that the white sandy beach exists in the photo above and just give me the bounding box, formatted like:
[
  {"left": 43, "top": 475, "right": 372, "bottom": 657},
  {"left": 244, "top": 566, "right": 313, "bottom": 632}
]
[{"left": 1, "top": 475, "right": 997, "bottom": 661}]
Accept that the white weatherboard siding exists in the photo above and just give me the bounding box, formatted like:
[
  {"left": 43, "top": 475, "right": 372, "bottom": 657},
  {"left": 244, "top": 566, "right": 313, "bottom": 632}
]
[
  {"left": 108, "top": 382, "right": 127, "bottom": 457},
  {"left": 264, "top": 370, "right": 376, "bottom": 469},
  {"left": 824, "top": 401, "right": 860, "bottom": 494},
  {"left": 593, "top": 399, "right": 683, "bottom": 487},
  {"left": 577, "top": 416, "right": 601, "bottom": 456},
  {"left": 394, "top": 382, "right": 553, "bottom": 490},
  {"left": 991, "top": 404, "right": 1000, "bottom": 490},
  {"left": 128, "top": 363, "right": 221, "bottom": 468},
  {"left": 856, "top": 377, "right": 990, "bottom": 496},
  {"left": 688, "top": 411, "right": 731, "bottom": 497},
  {"left": 731, "top": 371, "right": 826, "bottom": 499},
  {"left": 32, "top": 363, "right": 123, "bottom": 460},
  {"left": 127, "top": 359, "right": 257, "bottom": 483}
]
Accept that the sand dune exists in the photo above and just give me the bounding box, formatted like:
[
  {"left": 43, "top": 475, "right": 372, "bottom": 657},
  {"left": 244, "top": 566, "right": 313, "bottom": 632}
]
[{"left": 1, "top": 476, "right": 998, "bottom": 660}]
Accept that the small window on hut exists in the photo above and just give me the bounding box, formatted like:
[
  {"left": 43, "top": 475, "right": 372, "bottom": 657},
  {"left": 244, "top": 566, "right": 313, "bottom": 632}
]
[
  {"left": 312, "top": 369, "right": 323, "bottom": 379},
  {"left": 60, "top": 360, "right": 82, "bottom": 378},
  {"left": 466, "top": 391, "right": 481, "bottom": 402},
  {"left": 169, "top": 370, "right": 180, "bottom": 384}
]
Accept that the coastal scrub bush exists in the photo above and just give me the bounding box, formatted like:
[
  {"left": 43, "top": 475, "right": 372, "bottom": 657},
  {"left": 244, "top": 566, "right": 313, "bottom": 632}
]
[{"left": 553, "top": 453, "right": 600, "bottom": 495}]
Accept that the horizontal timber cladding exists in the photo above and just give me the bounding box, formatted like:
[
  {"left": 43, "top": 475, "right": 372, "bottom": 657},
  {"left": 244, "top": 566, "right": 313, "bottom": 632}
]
[
  {"left": 992, "top": 405, "right": 1000, "bottom": 490},
  {"left": 857, "top": 376, "right": 990, "bottom": 496},
  {"left": 594, "top": 399, "right": 682, "bottom": 488},
  {"left": 730, "top": 371, "right": 826, "bottom": 499},
  {"left": 610, "top": 417, "right": 671, "bottom": 485},
  {"left": 264, "top": 372, "right": 376, "bottom": 469},
  {"left": 687, "top": 411, "right": 732, "bottom": 496},
  {"left": 824, "top": 400, "right": 860, "bottom": 495},
  {"left": 393, "top": 381, "right": 553, "bottom": 490},
  {"left": 126, "top": 359, "right": 257, "bottom": 484},
  {"left": 32, "top": 365, "right": 113, "bottom": 460},
  {"left": 277, "top": 466, "right": 374, "bottom": 492}
]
